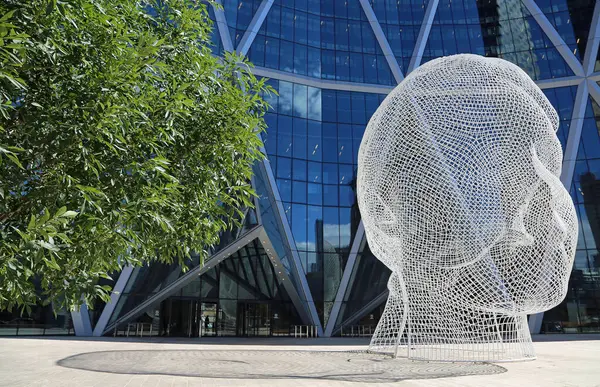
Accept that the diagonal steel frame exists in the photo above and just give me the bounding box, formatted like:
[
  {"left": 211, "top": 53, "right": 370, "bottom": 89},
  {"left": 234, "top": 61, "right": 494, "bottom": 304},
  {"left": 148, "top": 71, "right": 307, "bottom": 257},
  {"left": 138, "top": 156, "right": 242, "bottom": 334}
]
[
  {"left": 236, "top": 0, "right": 274, "bottom": 56},
  {"left": 520, "top": 0, "right": 585, "bottom": 77},
  {"left": 358, "top": 0, "right": 404, "bottom": 84},
  {"left": 408, "top": 0, "right": 439, "bottom": 73},
  {"left": 101, "top": 224, "right": 313, "bottom": 335},
  {"left": 324, "top": 222, "right": 365, "bottom": 336}
]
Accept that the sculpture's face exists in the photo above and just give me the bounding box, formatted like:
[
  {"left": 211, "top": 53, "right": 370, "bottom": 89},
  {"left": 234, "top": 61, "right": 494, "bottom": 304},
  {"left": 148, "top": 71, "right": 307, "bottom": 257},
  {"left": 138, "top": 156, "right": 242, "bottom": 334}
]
[{"left": 357, "top": 54, "right": 577, "bottom": 314}]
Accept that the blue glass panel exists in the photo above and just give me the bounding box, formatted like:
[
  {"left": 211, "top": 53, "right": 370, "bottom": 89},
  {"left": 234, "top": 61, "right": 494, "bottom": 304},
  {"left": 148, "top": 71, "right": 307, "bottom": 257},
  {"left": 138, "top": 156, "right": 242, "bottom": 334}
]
[
  {"left": 322, "top": 163, "right": 338, "bottom": 185},
  {"left": 423, "top": 0, "right": 575, "bottom": 80},
  {"left": 543, "top": 97, "right": 600, "bottom": 333},
  {"left": 536, "top": 0, "right": 595, "bottom": 61},
  {"left": 260, "top": 78, "right": 384, "bottom": 326},
  {"left": 307, "top": 121, "right": 322, "bottom": 161}
]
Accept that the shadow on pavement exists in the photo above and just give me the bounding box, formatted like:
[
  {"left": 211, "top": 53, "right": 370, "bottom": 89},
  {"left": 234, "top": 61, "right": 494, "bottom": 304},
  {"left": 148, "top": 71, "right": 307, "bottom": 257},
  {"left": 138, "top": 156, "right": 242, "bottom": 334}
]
[
  {"left": 0, "top": 335, "right": 373, "bottom": 346},
  {"left": 56, "top": 349, "right": 506, "bottom": 383}
]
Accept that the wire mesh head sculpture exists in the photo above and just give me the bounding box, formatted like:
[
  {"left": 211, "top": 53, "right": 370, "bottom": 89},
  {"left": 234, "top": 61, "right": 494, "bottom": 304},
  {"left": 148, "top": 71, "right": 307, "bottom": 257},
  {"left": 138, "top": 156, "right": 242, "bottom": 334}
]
[{"left": 357, "top": 54, "right": 577, "bottom": 362}]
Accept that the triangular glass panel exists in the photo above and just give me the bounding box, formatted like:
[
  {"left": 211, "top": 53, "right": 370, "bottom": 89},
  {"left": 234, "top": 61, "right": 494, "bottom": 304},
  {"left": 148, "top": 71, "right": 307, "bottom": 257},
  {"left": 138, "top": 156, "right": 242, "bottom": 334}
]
[
  {"left": 104, "top": 201, "right": 259, "bottom": 328},
  {"left": 338, "top": 298, "right": 387, "bottom": 337},
  {"left": 333, "top": 240, "right": 391, "bottom": 332},
  {"left": 422, "top": 0, "right": 575, "bottom": 80},
  {"left": 255, "top": 76, "right": 385, "bottom": 326},
  {"left": 247, "top": 0, "right": 395, "bottom": 85},
  {"left": 221, "top": 0, "right": 263, "bottom": 48},
  {"left": 252, "top": 161, "right": 316, "bottom": 314},
  {"left": 534, "top": 0, "right": 596, "bottom": 62},
  {"left": 542, "top": 85, "right": 578, "bottom": 152},
  {"left": 369, "top": 0, "right": 429, "bottom": 75},
  {"left": 107, "top": 238, "right": 304, "bottom": 337}
]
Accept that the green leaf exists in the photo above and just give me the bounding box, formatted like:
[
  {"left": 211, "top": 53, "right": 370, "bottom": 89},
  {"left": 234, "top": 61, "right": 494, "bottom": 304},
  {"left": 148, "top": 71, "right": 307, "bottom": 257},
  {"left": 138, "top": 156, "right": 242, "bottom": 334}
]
[
  {"left": 38, "top": 240, "right": 59, "bottom": 252},
  {"left": 27, "top": 215, "right": 36, "bottom": 231},
  {"left": 0, "top": 10, "right": 17, "bottom": 22},
  {"left": 0, "top": 0, "right": 267, "bottom": 316}
]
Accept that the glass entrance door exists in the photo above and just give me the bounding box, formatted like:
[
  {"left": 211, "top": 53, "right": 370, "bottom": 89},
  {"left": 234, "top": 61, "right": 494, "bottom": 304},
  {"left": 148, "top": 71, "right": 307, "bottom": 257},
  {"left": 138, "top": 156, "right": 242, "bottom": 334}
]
[
  {"left": 237, "top": 303, "right": 271, "bottom": 336},
  {"left": 200, "top": 302, "right": 217, "bottom": 337}
]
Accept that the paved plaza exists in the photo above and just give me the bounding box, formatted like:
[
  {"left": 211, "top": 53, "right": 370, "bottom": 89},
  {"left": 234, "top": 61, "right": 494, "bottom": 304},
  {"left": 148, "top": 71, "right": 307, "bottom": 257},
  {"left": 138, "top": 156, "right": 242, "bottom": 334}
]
[{"left": 0, "top": 335, "right": 598, "bottom": 386}]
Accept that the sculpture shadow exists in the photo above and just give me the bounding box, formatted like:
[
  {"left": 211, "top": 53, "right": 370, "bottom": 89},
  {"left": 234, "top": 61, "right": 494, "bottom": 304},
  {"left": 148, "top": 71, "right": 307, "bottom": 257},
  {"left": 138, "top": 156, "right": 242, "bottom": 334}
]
[{"left": 56, "top": 349, "right": 506, "bottom": 383}]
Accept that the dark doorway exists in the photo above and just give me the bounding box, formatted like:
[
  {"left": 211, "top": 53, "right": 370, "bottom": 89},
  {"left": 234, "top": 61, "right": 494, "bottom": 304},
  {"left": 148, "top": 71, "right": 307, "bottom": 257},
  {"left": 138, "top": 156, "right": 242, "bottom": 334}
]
[{"left": 237, "top": 302, "right": 271, "bottom": 337}]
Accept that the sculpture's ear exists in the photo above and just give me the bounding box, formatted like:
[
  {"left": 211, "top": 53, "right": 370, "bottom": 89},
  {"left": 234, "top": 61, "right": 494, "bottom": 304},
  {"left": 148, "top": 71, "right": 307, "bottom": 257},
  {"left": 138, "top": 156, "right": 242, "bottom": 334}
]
[{"left": 371, "top": 190, "right": 398, "bottom": 227}]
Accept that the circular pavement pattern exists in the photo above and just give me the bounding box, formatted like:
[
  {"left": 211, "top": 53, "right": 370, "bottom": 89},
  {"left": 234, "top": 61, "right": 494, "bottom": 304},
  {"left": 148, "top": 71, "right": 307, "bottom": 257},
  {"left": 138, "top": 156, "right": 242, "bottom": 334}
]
[{"left": 57, "top": 350, "right": 506, "bottom": 383}]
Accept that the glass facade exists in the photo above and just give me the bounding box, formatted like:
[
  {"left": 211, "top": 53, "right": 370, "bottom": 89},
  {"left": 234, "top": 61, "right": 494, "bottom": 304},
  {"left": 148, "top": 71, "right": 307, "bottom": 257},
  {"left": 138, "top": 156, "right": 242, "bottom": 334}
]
[
  {"left": 54, "top": 0, "right": 600, "bottom": 337},
  {"left": 261, "top": 78, "right": 383, "bottom": 326},
  {"left": 543, "top": 97, "right": 600, "bottom": 333},
  {"left": 246, "top": 0, "right": 396, "bottom": 84},
  {"left": 111, "top": 239, "right": 302, "bottom": 337}
]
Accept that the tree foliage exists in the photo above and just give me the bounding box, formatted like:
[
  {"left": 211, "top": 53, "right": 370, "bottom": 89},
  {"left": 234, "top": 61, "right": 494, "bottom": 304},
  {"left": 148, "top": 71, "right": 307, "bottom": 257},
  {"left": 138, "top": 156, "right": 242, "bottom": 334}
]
[{"left": 0, "top": 0, "right": 270, "bottom": 314}]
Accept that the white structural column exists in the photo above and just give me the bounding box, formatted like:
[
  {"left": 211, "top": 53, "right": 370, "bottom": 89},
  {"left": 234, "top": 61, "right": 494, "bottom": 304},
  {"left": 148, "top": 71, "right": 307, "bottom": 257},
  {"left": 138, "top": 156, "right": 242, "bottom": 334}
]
[
  {"left": 408, "top": 0, "right": 439, "bottom": 73},
  {"left": 212, "top": 0, "right": 234, "bottom": 52},
  {"left": 92, "top": 265, "right": 135, "bottom": 336},
  {"left": 521, "top": 0, "right": 585, "bottom": 77},
  {"left": 528, "top": 79, "right": 588, "bottom": 334},
  {"left": 236, "top": 0, "right": 273, "bottom": 56},
  {"left": 323, "top": 222, "right": 365, "bottom": 336},
  {"left": 559, "top": 80, "right": 589, "bottom": 190},
  {"left": 583, "top": 1, "right": 600, "bottom": 76},
  {"left": 71, "top": 305, "right": 92, "bottom": 336},
  {"left": 358, "top": 0, "right": 404, "bottom": 84}
]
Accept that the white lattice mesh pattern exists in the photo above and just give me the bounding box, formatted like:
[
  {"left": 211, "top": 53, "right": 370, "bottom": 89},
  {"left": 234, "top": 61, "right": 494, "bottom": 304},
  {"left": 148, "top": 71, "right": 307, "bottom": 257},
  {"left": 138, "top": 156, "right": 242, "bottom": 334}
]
[{"left": 357, "top": 54, "right": 578, "bottom": 362}]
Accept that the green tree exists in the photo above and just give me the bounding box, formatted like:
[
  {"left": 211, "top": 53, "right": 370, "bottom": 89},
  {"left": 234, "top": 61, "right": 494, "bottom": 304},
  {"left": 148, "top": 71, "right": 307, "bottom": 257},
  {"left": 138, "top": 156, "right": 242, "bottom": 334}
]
[{"left": 0, "top": 0, "right": 270, "bottom": 314}]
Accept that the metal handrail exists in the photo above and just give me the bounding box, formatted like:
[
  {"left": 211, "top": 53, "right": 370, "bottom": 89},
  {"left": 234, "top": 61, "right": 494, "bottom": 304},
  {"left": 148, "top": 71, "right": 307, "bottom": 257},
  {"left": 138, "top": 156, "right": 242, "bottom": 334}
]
[
  {"left": 340, "top": 324, "right": 376, "bottom": 337},
  {"left": 293, "top": 325, "right": 318, "bottom": 338}
]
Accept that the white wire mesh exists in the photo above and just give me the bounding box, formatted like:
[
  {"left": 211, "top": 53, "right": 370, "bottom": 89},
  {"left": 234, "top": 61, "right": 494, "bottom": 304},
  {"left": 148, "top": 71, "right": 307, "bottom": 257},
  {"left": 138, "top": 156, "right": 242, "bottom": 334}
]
[{"left": 357, "top": 54, "right": 578, "bottom": 362}]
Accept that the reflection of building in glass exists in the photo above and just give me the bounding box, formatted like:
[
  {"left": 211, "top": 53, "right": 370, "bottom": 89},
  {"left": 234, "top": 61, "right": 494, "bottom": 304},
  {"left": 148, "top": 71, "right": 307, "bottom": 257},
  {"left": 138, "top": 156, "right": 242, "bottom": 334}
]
[{"left": 4, "top": 0, "right": 600, "bottom": 338}]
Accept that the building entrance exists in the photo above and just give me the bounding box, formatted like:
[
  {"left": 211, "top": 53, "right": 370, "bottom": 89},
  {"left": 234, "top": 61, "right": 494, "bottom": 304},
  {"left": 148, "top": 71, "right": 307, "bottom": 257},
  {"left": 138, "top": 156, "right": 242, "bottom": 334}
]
[
  {"left": 237, "top": 302, "right": 271, "bottom": 337},
  {"left": 199, "top": 302, "right": 217, "bottom": 337}
]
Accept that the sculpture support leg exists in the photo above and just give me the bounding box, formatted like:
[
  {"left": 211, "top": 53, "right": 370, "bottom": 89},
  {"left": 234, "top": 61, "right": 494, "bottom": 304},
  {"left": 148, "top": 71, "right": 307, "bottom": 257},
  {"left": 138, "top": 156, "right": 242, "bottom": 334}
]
[{"left": 369, "top": 272, "right": 408, "bottom": 358}]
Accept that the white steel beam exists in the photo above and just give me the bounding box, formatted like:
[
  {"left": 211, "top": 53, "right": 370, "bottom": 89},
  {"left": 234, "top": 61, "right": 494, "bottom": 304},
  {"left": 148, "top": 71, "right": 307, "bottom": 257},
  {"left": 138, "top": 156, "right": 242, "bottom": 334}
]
[
  {"left": 92, "top": 265, "right": 135, "bottom": 336},
  {"left": 255, "top": 158, "right": 324, "bottom": 335},
  {"left": 237, "top": 0, "right": 273, "bottom": 56},
  {"left": 536, "top": 76, "right": 584, "bottom": 89},
  {"left": 358, "top": 0, "right": 404, "bottom": 83},
  {"left": 212, "top": 0, "right": 234, "bottom": 52},
  {"left": 71, "top": 304, "right": 92, "bottom": 336},
  {"left": 324, "top": 222, "right": 365, "bottom": 336},
  {"left": 408, "top": 0, "right": 439, "bottom": 73},
  {"left": 251, "top": 66, "right": 394, "bottom": 94},
  {"left": 521, "top": 0, "right": 585, "bottom": 77},
  {"left": 583, "top": 1, "right": 600, "bottom": 76}
]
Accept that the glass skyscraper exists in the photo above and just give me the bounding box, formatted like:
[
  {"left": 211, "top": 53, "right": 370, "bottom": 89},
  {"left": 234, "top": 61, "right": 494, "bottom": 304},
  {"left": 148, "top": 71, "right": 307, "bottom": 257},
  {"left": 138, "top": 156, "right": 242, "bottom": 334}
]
[{"left": 8, "top": 0, "right": 599, "bottom": 338}]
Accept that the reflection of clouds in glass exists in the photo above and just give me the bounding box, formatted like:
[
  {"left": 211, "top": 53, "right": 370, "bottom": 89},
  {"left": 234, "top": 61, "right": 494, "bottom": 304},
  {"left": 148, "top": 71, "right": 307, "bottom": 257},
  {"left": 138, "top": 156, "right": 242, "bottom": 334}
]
[
  {"left": 293, "top": 84, "right": 308, "bottom": 118},
  {"left": 296, "top": 242, "right": 316, "bottom": 251},
  {"left": 308, "top": 87, "right": 322, "bottom": 121},
  {"left": 279, "top": 81, "right": 293, "bottom": 114}
]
